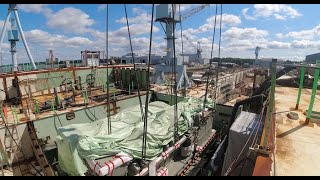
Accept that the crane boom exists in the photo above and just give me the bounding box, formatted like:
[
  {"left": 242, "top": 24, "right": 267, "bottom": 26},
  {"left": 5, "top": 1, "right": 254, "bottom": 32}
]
[
  {"left": 180, "top": 4, "right": 210, "bottom": 22},
  {"left": 183, "top": 34, "right": 197, "bottom": 49}
]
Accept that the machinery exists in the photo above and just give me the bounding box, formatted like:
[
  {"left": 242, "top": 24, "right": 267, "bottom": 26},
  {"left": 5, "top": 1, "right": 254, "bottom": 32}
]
[
  {"left": 182, "top": 34, "right": 202, "bottom": 64},
  {"left": 0, "top": 4, "right": 37, "bottom": 71},
  {"left": 153, "top": 4, "right": 209, "bottom": 90}
]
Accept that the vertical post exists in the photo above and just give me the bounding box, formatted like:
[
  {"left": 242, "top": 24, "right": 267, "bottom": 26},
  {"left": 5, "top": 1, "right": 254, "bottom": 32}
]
[
  {"left": 295, "top": 66, "right": 305, "bottom": 110},
  {"left": 264, "top": 59, "right": 277, "bottom": 146},
  {"left": 306, "top": 60, "right": 320, "bottom": 124},
  {"left": 13, "top": 8, "right": 37, "bottom": 70}
]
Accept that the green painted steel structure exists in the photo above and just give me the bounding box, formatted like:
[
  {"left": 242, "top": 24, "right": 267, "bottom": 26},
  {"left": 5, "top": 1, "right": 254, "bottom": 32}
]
[
  {"left": 306, "top": 60, "right": 320, "bottom": 123},
  {"left": 296, "top": 66, "right": 305, "bottom": 110}
]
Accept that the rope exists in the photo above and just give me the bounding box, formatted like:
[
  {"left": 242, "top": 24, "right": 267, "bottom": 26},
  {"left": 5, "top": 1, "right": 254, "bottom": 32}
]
[
  {"left": 178, "top": 4, "right": 186, "bottom": 97},
  {"left": 202, "top": 4, "right": 218, "bottom": 120},
  {"left": 106, "top": 4, "right": 111, "bottom": 135},
  {"left": 214, "top": 4, "right": 223, "bottom": 101},
  {"left": 142, "top": 4, "right": 154, "bottom": 161},
  {"left": 172, "top": 4, "right": 179, "bottom": 141},
  {"left": 124, "top": 4, "right": 145, "bottom": 125}
]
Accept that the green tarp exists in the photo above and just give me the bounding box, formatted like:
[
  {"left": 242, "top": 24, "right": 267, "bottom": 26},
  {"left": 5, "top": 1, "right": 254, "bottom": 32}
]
[{"left": 56, "top": 97, "right": 214, "bottom": 176}]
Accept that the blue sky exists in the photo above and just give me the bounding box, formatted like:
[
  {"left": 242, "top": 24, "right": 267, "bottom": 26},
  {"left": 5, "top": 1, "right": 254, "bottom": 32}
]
[{"left": 0, "top": 4, "right": 319, "bottom": 65}]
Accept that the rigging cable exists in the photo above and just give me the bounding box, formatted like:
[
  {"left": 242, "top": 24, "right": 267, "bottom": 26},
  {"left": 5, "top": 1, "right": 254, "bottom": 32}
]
[
  {"left": 106, "top": 4, "right": 111, "bottom": 134},
  {"left": 142, "top": 4, "right": 154, "bottom": 161},
  {"left": 214, "top": 4, "right": 223, "bottom": 101},
  {"left": 124, "top": 4, "right": 145, "bottom": 125},
  {"left": 172, "top": 4, "right": 179, "bottom": 141},
  {"left": 178, "top": 4, "right": 186, "bottom": 97},
  {"left": 202, "top": 4, "right": 218, "bottom": 120}
]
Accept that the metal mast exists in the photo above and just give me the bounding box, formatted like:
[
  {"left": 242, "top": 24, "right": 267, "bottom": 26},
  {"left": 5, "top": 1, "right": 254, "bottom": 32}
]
[{"left": 0, "top": 4, "right": 37, "bottom": 71}]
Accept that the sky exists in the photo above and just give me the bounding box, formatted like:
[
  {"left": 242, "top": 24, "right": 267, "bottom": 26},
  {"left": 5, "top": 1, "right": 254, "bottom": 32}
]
[{"left": 0, "top": 4, "right": 319, "bottom": 65}]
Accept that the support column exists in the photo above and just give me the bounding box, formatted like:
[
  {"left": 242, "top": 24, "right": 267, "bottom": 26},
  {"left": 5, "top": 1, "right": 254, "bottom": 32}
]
[
  {"left": 295, "top": 66, "right": 305, "bottom": 110},
  {"left": 264, "top": 59, "right": 277, "bottom": 146},
  {"left": 306, "top": 60, "right": 320, "bottom": 124}
]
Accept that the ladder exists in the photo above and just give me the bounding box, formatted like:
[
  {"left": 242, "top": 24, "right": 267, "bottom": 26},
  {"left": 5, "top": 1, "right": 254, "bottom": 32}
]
[
  {"left": 4, "top": 124, "right": 30, "bottom": 176},
  {"left": 27, "top": 121, "right": 55, "bottom": 176}
]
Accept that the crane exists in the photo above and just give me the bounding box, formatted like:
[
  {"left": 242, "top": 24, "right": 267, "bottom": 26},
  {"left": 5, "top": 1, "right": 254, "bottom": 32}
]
[
  {"left": 180, "top": 4, "right": 210, "bottom": 22},
  {"left": 155, "top": 4, "right": 210, "bottom": 64},
  {"left": 182, "top": 34, "right": 202, "bottom": 64}
]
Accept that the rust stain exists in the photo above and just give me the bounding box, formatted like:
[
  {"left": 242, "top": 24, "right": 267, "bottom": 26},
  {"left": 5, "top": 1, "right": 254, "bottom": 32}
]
[{"left": 299, "top": 120, "right": 314, "bottom": 127}]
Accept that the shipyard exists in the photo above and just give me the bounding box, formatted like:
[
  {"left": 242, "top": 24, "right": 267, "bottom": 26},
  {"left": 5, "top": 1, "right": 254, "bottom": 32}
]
[{"left": 0, "top": 4, "right": 319, "bottom": 176}]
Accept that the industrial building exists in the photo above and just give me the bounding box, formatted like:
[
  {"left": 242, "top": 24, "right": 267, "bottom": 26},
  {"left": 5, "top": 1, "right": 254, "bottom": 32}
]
[{"left": 305, "top": 52, "right": 320, "bottom": 64}]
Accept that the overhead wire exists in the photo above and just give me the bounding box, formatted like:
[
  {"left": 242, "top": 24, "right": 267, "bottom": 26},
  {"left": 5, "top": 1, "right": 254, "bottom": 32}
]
[{"left": 142, "top": 4, "right": 154, "bottom": 161}]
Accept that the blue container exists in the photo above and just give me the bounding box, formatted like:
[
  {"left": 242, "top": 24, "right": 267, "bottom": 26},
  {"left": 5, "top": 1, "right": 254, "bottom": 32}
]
[{"left": 8, "top": 30, "right": 19, "bottom": 41}]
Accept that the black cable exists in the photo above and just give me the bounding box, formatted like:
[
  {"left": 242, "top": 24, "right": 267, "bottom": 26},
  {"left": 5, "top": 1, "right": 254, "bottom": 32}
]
[
  {"left": 142, "top": 4, "right": 154, "bottom": 161},
  {"left": 202, "top": 4, "right": 218, "bottom": 120},
  {"left": 214, "top": 4, "right": 223, "bottom": 101},
  {"left": 124, "top": 4, "right": 145, "bottom": 125},
  {"left": 172, "top": 4, "right": 179, "bottom": 141},
  {"left": 178, "top": 4, "right": 186, "bottom": 97},
  {"left": 106, "top": 4, "right": 111, "bottom": 135}
]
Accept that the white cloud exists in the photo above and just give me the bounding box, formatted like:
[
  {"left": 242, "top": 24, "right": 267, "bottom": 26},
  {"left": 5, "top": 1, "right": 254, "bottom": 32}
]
[
  {"left": 24, "top": 29, "right": 93, "bottom": 48},
  {"left": 223, "top": 27, "right": 268, "bottom": 40},
  {"left": 97, "top": 4, "right": 107, "bottom": 12},
  {"left": 182, "top": 14, "right": 241, "bottom": 35},
  {"left": 267, "top": 41, "right": 291, "bottom": 49},
  {"left": 291, "top": 40, "right": 320, "bottom": 49},
  {"left": 276, "top": 33, "right": 284, "bottom": 38},
  {"left": 47, "top": 7, "right": 94, "bottom": 34},
  {"left": 116, "top": 13, "right": 153, "bottom": 24},
  {"left": 242, "top": 8, "right": 256, "bottom": 20},
  {"left": 283, "top": 25, "right": 320, "bottom": 40},
  {"left": 132, "top": 7, "right": 147, "bottom": 14},
  {"left": 18, "top": 4, "right": 52, "bottom": 17},
  {"left": 242, "top": 4, "right": 302, "bottom": 20}
]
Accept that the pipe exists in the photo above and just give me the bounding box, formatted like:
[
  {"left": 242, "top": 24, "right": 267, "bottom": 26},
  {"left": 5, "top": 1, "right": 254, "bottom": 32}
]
[
  {"left": 0, "top": 11, "right": 10, "bottom": 53},
  {"left": 13, "top": 9, "right": 37, "bottom": 70},
  {"left": 86, "top": 152, "right": 133, "bottom": 176},
  {"left": 149, "top": 135, "right": 187, "bottom": 176}
]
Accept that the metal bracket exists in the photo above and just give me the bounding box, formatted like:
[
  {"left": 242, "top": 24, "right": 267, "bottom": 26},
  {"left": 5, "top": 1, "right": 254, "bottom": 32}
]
[{"left": 249, "top": 144, "right": 271, "bottom": 156}]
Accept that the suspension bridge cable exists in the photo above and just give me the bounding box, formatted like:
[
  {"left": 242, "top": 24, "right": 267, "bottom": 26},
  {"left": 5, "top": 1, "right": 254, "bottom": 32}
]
[
  {"left": 124, "top": 4, "right": 145, "bottom": 123},
  {"left": 142, "top": 4, "right": 154, "bottom": 160},
  {"left": 106, "top": 4, "right": 111, "bottom": 134}
]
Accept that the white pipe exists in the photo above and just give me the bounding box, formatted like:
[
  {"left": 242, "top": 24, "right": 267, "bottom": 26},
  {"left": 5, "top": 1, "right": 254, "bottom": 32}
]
[
  {"left": 0, "top": 11, "right": 11, "bottom": 54},
  {"left": 86, "top": 152, "right": 133, "bottom": 176},
  {"left": 13, "top": 10, "right": 37, "bottom": 70},
  {"left": 149, "top": 135, "right": 187, "bottom": 176}
]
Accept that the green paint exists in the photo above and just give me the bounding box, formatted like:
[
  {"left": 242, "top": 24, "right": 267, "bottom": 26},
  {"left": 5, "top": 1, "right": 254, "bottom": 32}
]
[
  {"left": 51, "top": 99, "right": 55, "bottom": 112},
  {"left": 12, "top": 106, "right": 18, "bottom": 125},
  {"left": 33, "top": 99, "right": 39, "bottom": 114},
  {"left": 307, "top": 60, "right": 320, "bottom": 120},
  {"left": 296, "top": 66, "right": 305, "bottom": 109},
  {"left": 0, "top": 107, "right": 7, "bottom": 124},
  {"left": 264, "top": 59, "right": 277, "bottom": 146},
  {"left": 129, "top": 84, "right": 131, "bottom": 95}
]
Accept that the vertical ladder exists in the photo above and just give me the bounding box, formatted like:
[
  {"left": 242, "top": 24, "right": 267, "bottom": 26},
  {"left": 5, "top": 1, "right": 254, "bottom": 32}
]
[
  {"left": 4, "top": 124, "right": 30, "bottom": 176},
  {"left": 27, "top": 121, "right": 55, "bottom": 176}
]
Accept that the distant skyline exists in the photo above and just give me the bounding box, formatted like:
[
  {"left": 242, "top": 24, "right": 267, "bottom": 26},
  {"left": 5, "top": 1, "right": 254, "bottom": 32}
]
[{"left": 0, "top": 4, "right": 319, "bottom": 65}]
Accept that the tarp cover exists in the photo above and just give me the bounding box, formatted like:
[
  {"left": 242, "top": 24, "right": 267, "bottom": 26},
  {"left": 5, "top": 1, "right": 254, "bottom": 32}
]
[{"left": 56, "top": 98, "right": 214, "bottom": 176}]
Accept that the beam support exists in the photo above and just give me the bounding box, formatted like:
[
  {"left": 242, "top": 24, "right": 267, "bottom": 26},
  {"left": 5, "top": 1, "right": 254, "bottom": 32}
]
[
  {"left": 306, "top": 60, "right": 320, "bottom": 124},
  {"left": 295, "top": 65, "right": 305, "bottom": 110}
]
